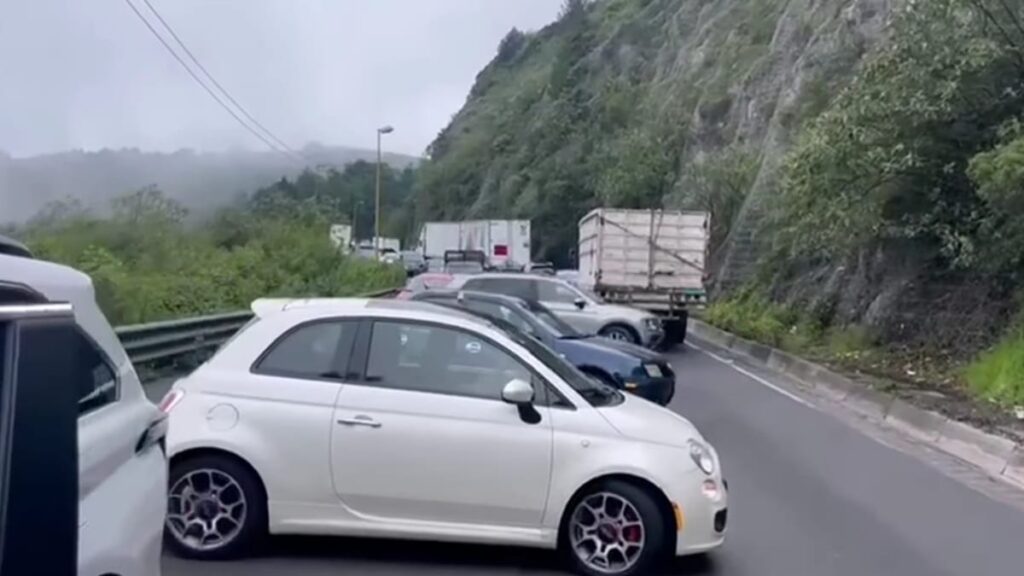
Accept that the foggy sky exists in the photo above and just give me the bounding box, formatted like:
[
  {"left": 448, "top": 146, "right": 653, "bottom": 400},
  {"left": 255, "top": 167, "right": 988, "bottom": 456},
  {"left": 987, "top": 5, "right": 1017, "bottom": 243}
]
[{"left": 0, "top": 0, "right": 561, "bottom": 159}]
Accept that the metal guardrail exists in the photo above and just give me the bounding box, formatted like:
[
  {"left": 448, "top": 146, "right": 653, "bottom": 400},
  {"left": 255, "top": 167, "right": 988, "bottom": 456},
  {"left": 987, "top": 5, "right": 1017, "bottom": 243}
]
[{"left": 114, "top": 287, "right": 401, "bottom": 366}]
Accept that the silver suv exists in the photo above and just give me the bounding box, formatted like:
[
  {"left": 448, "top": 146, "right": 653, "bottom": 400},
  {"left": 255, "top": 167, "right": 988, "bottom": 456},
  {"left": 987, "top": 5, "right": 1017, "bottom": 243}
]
[{"left": 451, "top": 273, "right": 664, "bottom": 347}]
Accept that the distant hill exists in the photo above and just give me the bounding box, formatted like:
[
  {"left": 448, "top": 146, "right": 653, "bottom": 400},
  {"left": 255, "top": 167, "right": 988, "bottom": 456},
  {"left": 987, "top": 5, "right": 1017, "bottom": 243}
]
[{"left": 0, "top": 144, "right": 420, "bottom": 223}]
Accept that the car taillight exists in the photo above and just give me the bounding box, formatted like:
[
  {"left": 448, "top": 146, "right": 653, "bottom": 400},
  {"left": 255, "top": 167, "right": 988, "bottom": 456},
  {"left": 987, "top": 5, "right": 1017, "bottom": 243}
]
[{"left": 158, "top": 389, "right": 186, "bottom": 414}]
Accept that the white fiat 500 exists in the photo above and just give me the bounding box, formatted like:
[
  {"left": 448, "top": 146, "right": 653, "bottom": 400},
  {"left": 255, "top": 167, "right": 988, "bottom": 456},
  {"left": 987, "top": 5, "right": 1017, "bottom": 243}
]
[{"left": 162, "top": 298, "right": 727, "bottom": 576}]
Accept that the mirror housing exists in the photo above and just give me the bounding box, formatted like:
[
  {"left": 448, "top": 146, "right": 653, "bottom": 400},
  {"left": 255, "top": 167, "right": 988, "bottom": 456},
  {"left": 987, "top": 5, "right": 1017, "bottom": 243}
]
[
  {"left": 573, "top": 297, "right": 586, "bottom": 310},
  {"left": 501, "top": 378, "right": 534, "bottom": 405}
]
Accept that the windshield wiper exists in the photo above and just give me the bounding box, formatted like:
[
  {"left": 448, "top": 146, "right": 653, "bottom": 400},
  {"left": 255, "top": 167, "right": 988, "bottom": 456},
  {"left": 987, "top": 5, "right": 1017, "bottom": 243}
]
[{"left": 578, "top": 385, "right": 619, "bottom": 406}]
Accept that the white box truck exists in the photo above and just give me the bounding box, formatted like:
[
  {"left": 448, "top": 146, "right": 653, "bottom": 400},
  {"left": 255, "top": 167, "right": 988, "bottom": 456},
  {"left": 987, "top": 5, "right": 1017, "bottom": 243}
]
[
  {"left": 329, "top": 224, "right": 352, "bottom": 254},
  {"left": 419, "top": 220, "right": 531, "bottom": 270},
  {"left": 577, "top": 208, "right": 710, "bottom": 345}
]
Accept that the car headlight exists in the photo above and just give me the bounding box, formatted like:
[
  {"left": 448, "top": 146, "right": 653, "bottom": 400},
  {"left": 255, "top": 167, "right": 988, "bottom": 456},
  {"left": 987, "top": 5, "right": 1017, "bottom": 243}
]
[
  {"left": 688, "top": 439, "right": 715, "bottom": 475},
  {"left": 643, "top": 317, "right": 662, "bottom": 331}
]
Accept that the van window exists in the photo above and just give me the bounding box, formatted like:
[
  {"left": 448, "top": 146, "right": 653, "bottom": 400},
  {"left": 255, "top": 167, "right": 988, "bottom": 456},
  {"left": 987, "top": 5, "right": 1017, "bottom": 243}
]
[{"left": 75, "top": 332, "right": 118, "bottom": 415}]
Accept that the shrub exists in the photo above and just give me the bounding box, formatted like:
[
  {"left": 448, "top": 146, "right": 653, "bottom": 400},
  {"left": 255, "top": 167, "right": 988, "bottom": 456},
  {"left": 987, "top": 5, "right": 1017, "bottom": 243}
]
[{"left": 965, "top": 325, "right": 1024, "bottom": 407}]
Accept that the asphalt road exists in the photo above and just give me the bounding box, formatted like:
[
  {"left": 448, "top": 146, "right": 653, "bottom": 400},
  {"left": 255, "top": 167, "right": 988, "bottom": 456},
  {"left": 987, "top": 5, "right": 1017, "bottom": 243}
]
[{"left": 153, "top": 337, "right": 1024, "bottom": 576}]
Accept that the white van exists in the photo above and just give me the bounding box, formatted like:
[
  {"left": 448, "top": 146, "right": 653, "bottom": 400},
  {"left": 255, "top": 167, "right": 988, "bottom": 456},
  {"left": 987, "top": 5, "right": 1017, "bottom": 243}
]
[{"left": 0, "top": 247, "right": 167, "bottom": 576}]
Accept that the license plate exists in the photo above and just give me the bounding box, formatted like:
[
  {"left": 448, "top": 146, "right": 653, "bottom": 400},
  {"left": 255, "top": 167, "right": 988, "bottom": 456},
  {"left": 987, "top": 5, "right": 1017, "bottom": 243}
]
[{"left": 644, "top": 364, "right": 662, "bottom": 378}]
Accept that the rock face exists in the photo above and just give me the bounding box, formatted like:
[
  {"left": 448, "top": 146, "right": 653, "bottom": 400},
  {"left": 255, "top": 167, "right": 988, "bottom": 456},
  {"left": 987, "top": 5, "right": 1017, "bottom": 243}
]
[
  {"left": 419, "top": 0, "right": 1020, "bottom": 351},
  {"left": 416, "top": 0, "right": 893, "bottom": 283},
  {"left": 713, "top": 0, "right": 893, "bottom": 293}
]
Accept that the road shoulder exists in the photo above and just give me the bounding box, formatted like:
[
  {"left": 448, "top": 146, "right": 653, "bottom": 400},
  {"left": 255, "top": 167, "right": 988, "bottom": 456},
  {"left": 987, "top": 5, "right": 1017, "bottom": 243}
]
[{"left": 685, "top": 320, "right": 1024, "bottom": 504}]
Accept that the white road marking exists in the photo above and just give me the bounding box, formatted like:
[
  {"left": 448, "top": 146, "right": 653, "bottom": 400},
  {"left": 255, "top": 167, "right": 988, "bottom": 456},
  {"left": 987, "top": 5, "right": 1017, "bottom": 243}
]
[{"left": 685, "top": 341, "right": 814, "bottom": 407}]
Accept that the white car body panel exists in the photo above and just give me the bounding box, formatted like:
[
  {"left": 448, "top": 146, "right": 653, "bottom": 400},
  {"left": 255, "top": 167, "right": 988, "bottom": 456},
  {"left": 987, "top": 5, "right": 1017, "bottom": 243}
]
[
  {"left": 331, "top": 385, "right": 553, "bottom": 526},
  {"left": 167, "top": 299, "right": 725, "bottom": 556}
]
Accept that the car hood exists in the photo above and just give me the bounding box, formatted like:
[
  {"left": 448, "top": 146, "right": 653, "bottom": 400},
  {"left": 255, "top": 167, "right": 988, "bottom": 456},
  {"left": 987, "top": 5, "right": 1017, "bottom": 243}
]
[
  {"left": 598, "top": 394, "right": 703, "bottom": 448},
  {"left": 578, "top": 335, "right": 664, "bottom": 362}
]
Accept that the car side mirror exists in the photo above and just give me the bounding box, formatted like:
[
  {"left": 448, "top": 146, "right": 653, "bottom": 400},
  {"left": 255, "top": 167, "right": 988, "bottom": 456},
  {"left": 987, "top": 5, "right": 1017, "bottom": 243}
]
[
  {"left": 574, "top": 298, "right": 586, "bottom": 310},
  {"left": 502, "top": 379, "right": 541, "bottom": 425},
  {"left": 501, "top": 378, "right": 534, "bottom": 405}
]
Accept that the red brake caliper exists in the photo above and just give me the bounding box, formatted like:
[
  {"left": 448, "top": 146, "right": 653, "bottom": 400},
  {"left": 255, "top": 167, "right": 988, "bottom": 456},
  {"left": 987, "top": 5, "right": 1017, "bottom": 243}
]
[{"left": 623, "top": 525, "right": 641, "bottom": 542}]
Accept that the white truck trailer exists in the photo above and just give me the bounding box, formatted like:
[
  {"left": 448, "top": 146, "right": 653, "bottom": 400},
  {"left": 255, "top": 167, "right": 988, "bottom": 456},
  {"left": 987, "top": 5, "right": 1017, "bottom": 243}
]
[
  {"left": 418, "top": 220, "right": 531, "bottom": 270},
  {"left": 577, "top": 208, "right": 710, "bottom": 345},
  {"left": 328, "top": 224, "right": 352, "bottom": 254}
]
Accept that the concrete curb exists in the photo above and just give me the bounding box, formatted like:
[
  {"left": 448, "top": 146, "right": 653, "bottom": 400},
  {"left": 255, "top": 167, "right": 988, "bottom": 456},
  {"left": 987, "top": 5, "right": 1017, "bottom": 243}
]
[{"left": 688, "top": 319, "right": 1024, "bottom": 490}]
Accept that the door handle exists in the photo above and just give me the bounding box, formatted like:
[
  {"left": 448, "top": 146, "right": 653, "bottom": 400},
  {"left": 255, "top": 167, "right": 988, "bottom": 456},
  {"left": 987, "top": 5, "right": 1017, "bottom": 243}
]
[{"left": 337, "top": 415, "right": 382, "bottom": 428}]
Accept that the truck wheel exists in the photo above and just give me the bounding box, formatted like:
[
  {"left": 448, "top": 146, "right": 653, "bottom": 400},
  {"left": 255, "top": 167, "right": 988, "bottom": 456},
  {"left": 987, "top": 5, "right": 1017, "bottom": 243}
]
[{"left": 600, "top": 324, "right": 640, "bottom": 344}]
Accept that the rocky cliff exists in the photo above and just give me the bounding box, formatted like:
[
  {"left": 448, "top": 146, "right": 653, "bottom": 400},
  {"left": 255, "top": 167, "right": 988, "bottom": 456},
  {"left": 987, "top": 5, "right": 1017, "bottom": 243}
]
[
  {"left": 417, "top": 0, "right": 890, "bottom": 275},
  {"left": 416, "top": 0, "right": 1024, "bottom": 354}
]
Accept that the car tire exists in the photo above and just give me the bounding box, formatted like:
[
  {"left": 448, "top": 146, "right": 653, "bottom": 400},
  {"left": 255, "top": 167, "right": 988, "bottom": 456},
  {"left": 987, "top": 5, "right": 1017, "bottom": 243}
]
[
  {"left": 164, "top": 454, "right": 266, "bottom": 560},
  {"left": 560, "top": 480, "right": 669, "bottom": 576},
  {"left": 599, "top": 324, "right": 640, "bottom": 344}
]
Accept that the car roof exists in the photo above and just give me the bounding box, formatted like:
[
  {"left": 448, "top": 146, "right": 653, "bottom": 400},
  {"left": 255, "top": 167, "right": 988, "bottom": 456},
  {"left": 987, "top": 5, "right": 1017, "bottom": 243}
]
[
  {"left": 249, "top": 296, "right": 493, "bottom": 328},
  {"left": 454, "top": 271, "right": 562, "bottom": 282},
  {"left": 0, "top": 253, "right": 127, "bottom": 365},
  {"left": 0, "top": 234, "right": 32, "bottom": 258},
  {"left": 413, "top": 289, "right": 528, "bottom": 308}
]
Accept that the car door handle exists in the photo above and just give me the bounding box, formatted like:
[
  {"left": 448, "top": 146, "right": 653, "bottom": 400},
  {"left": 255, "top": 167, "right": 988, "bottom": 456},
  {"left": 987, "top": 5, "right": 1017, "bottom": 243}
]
[{"left": 337, "top": 415, "right": 382, "bottom": 428}]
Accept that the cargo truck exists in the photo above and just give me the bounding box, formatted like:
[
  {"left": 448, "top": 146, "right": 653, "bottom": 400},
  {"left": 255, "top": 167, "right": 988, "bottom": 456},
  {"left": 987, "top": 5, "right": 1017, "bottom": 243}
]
[
  {"left": 576, "top": 208, "right": 710, "bottom": 346},
  {"left": 418, "top": 220, "right": 531, "bottom": 270}
]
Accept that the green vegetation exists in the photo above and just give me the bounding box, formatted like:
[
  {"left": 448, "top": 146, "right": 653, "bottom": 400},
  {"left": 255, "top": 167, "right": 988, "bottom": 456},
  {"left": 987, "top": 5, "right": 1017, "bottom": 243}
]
[
  {"left": 704, "top": 292, "right": 794, "bottom": 348},
  {"left": 966, "top": 323, "right": 1024, "bottom": 407},
  {"left": 15, "top": 163, "right": 409, "bottom": 326},
  {"left": 704, "top": 293, "right": 877, "bottom": 361},
  {"left": 776, "top": 0, "right": 1024, "bottom": 276}
]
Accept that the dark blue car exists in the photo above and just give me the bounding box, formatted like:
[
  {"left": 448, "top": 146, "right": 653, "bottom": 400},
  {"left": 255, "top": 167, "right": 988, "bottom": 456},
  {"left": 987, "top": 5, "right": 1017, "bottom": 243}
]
[{"left": 412, "top": 290, "right": 676, "bottom": 405}]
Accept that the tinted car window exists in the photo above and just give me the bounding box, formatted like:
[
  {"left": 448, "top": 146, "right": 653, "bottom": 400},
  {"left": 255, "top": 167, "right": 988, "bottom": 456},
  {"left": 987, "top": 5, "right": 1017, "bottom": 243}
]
[
  {"left": 366, "top": 320, "right": 531, "bottom": 401},
  {"left": 464, "top": 277, "right": 534, "bottom": 300},
  {"left": 537, "top": 279, "right": 579, "bottom": 304},
  {"left": 256, "top": 321, "right": 351, "bottom": 379},
  {"left": 75, "top": 332, "right": 118, "bottom": 416},
  {"left": 463, "top": 300, "right": 535, "bottom": 334}
]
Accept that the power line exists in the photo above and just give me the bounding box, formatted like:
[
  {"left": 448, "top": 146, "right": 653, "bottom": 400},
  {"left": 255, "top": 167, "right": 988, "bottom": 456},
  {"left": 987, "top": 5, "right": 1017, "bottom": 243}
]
[
  {"left": 121, "top": 0, "right": 303, "bottom": 164},
  {"left": 139, "top": 0, "right": 304, "bottom": 160}
]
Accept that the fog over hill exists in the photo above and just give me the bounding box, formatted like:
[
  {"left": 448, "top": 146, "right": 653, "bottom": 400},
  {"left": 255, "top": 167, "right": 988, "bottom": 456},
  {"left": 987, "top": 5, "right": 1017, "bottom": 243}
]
[{"left": 0, "top": 144, "right": 419, "bottom": 223}]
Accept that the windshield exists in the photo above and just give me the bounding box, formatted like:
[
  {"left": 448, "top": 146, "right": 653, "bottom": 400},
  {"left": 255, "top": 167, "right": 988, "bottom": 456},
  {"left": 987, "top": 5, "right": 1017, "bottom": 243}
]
[
  {"left": 491, "top": 317, "right": 621, "bottom": 407},
  {"left": 524, "top": 301, "right": 580, "bottom": 337},
  {"left": 573, "top": 284, "right": 603, "bottom": 304}
]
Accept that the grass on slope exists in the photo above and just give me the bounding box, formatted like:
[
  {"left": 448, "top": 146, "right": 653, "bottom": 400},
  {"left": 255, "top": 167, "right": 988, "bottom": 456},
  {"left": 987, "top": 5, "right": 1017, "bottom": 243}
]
[{"left": 966, "top": 326, "right": 1024, "bottom": 408}]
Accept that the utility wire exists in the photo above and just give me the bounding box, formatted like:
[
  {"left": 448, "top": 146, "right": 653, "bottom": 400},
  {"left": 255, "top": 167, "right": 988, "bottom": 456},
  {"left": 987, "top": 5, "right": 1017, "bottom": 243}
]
[
  {"left": 139, "top": 0, "right": 305, "bottom": 161},
  {"left": 121, "top": 0, "right": 303, "bottom": 164}
]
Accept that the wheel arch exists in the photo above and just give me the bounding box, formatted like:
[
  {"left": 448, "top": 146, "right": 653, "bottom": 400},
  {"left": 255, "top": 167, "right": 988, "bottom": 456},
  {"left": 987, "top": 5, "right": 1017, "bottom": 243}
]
[
  {"left": 557, "top": 472, "right": 677, "bottom": 550},
  {"left": 599, "top": 322, "right": 641, "bottom": 343},
  {"left": 170, "top": 446, "right": 269, "bottom": 514}
]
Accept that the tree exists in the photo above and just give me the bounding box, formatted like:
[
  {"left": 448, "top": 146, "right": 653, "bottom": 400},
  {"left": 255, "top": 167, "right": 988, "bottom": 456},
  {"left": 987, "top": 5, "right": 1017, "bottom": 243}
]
[
  {"left": 775, "top": 0, "right": 1024, "bottom": 273},
  {"left": 496, "top": 28, "right": 526, "bottom": 63}
]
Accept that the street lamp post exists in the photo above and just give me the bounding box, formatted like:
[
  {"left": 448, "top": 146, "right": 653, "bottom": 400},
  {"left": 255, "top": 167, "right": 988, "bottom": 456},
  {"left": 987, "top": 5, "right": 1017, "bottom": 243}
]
[{"left": 375, "top": 125, "right": 394, "bottom": 258}]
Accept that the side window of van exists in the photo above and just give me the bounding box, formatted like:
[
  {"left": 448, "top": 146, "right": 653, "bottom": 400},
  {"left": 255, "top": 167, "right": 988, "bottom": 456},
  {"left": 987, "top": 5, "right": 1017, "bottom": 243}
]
[{"left": 75, "top": 332, "right": 118, "bottom": 416}]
